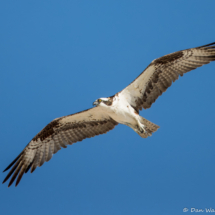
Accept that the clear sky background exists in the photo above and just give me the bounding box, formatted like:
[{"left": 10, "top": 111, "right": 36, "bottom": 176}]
[{"left": 1, "top": 1, "right": 215, "bottom": 215}]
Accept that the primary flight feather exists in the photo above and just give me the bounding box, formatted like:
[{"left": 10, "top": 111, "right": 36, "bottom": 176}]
[{"left": 3, "top": 42, "right": 215, "bottom": 187}]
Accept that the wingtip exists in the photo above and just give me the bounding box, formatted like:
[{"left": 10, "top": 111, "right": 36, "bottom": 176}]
[
  {"left": 199, "top": 42, "right": 215, "bottom": 48},
  {"left": 3, "top": 168, "right": 8, "bottom": 173},
  {"left": 3, "top": 151, "right": 23, "bottom": 173},
  {"left": 2, "top": 178, "right": 7, "bottom": 185},
  {"left": 8, "top": 178, "right": 15, "bottom": 188},
  {"left": 2, "top": 180, "right": 12, "bottom": 189}
]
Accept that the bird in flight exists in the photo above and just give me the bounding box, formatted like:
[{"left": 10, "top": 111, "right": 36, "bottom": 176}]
[{"left": 3, "top": 42, "right": 215, "bottom": 187}]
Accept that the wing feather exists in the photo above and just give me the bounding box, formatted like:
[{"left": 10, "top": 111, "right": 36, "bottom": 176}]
[
  {"left": 31, "top": 149, "right": 40, "bottom": 173},
  {"left": 3, "top": 107, "right": 118, "bottom": 187},
  {"left": 25, "top": 161, "right": 33, "bottom": 173},
  {"left": 8, "top": 162, "right": 23, "bottom": 187},
  {"left": 38, "top": 143, "right": 46, "bottom": 167},
  {"left": 120, "top": 42, "right": 215, "bottom": 110},
  {"left": 16, "top": 165, "right": 26, "bottom": 186}
]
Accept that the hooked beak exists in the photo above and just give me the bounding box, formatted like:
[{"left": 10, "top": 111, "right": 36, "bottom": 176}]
[{"left": 93, "top": 100, "right": 99, "bottom": 106}]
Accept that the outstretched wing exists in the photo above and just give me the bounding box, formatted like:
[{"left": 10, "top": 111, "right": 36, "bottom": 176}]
[
  {"left": 120, "top": 42, "right": 215, "bottom": 111},
  {"left": 3, "top": 107, "right": 118, "bottom": 187}
]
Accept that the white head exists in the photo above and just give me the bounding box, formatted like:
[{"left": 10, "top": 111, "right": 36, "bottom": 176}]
[{"left": 93, "top": 97, "right": 113, "bottom": 107}]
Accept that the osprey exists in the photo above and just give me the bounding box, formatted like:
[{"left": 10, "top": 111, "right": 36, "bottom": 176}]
[{"left": 3, "top": 42, "right": 215, "bottom": 187}]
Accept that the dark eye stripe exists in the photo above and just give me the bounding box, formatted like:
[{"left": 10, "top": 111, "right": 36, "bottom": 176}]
[{"left": 103, "top": 100, "right": 112, "bottom": 106}]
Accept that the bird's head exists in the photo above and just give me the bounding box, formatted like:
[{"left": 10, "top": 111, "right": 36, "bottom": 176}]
[{"left": 93, "top": 97, "right": 113, "bottom": 107}]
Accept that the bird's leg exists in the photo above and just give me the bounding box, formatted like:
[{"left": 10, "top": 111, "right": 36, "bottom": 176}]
[{"left": 137, "top": 121, "right": 147, "bottom": 134}]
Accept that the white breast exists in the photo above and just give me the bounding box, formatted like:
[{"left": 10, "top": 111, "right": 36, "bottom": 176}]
[{"left": 106, "top": 96, "right": 137, "bottom": 125}]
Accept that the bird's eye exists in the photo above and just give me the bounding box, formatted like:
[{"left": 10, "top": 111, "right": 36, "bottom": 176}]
[{"left": 98, "top": 99, "right": 102, "bottom": 103}]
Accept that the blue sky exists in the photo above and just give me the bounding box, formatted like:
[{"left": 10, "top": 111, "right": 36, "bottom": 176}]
[{"left": 1, "top": 1, "right": 215, "bottom": 215}]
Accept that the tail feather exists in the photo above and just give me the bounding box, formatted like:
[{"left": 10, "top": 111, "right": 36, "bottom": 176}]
[{"left": 138, "top": 117, "right": 159, "bottom": 138}]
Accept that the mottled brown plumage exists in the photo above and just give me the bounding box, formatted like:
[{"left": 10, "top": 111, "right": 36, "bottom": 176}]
[
  {"left": 3, "top": 42, "right": 215, "bottom": 187},
  {"left": 153, "top": 51, "right": 184, "bottom": 65},
  {"left": 3, "top": 107, "right": 118, "bottom": 187},
  {"left": 33, "top": 119, "right": 61, "bottom": 141},
  {"left": 120, "top": 42, "right": 215, "bottom": 110}
]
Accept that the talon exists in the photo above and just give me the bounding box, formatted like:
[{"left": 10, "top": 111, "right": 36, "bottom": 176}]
[
  {"left": 138, "top": 124, "right": 147, "bottom": 134},
  {"left": 143, "top": 128, "right": 147, "bottom": 134}
]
